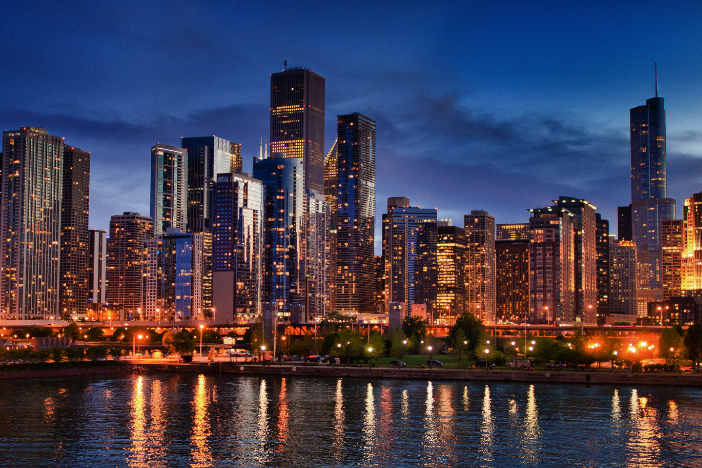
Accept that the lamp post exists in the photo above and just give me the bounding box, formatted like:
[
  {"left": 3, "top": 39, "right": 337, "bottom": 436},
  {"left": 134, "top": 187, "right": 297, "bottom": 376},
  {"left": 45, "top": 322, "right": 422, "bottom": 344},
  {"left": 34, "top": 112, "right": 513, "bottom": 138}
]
[
  {"left": 198, "top": 325, "right": 204, "bottom": 358},
  {"left": 484, "top": 348, "right": 490, "bottom": 369},
  {"left": 428, "top": 346, "right": 434, "bottom": 368},
  {"left": 368, "top": 347, "right": 373, "bottom": 367},
  {"left": 260, "top": 345, "right": 266, "bottom": 362}
]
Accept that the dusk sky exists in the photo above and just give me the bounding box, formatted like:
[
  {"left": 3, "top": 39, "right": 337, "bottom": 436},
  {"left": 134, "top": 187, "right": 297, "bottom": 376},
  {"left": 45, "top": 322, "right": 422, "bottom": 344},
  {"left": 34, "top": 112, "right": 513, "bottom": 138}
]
[{"left": 3, "top": 1, "right": 702, "bottom": 253}]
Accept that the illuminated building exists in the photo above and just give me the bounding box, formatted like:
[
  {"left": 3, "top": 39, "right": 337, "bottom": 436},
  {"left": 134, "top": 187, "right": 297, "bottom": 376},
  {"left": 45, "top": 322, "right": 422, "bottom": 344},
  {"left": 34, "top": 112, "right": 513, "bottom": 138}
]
[
  {"left": 142, "top": 229, "right": 203, "bottom": 321},
  {"left": 150, "top": 143, "right": 188, "bottom": 235},
  {"left": 681, "top": 192, "right": 702, "bottom": 295},
  {"left": 181, "top": 136, "right": 241, "bottom": 233},
  {"left": 1, "top": 127, "right": 64, "bottom": 319},
  {"left": 496, "top": 223, "right": 529, "bottom": 241},
  {"left": 323, "top": 139, "right": 338, "bottom": 311},
  {"left": 553, "top": 196, "right": 597, "bottom": 323},
  {"left": 212, "top": 172, "right": 264, "bottom": 322},
  {"left": 609, "top": 240, "right": 638, "bottom": 316},
  {"left": 496, "top": 239, "right": 529, "bottom": 324},
  {"left": 304, "top": 192, "right": 330, "bottom": 318},
  {"left": 253, "top": 153, "right": 304, "bottom": 313},
  {"left": 596, "top": 213, "right": 610, "bottom": 321},
  {"left": 630, "top": 86, "right": 675, "bottom": 303},
  {"left": 437, "top": 226, "right": 466, "bottom": 325},
  {"left": 106, "top": 212, "right": 152, "bottom": 316},
  {"left": 528, "top": 206, "right": 575, "bottom": 323},
  {"left": 60, "top": 144, "right": 91, "bottom": 316},
  {"left": 617, "top": 205, "right": 632, "bottom": 241},
  {"left": 465, "top": 210, "right": 495, "bottom": 323},
  {"left": 375, "top": 256, "right": 386, "bottom": 314},
  {"left": 383, "top": 198, "right": 437, "bottom": 321},
  {"left": 662, "top": 219, "right": 683, "bottom": 300},
  {"left": 87, "top": 229, "right": 107, "bottom": 306},
  {"left": 335, "top": 113, "right": 376, "bottom": 316},
  {"left": 270, "top": 66, "right": 325, "bottom": 194}
]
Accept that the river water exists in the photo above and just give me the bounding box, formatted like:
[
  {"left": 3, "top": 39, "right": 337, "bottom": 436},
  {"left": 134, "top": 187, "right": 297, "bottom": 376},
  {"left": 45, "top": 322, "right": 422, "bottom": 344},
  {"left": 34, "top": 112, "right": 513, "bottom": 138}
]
[{"left": 0, "top": 373, "right": 700, "bottom": 467}]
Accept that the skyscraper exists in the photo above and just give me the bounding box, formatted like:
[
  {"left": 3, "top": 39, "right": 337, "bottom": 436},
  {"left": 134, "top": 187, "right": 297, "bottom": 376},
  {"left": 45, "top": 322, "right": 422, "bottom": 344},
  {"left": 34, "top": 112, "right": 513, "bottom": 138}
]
[
  {"left": 87, "top": 229, "right": 107, "bottom": 307},
  {"left": 596, "top": 213, "right": 611, "bottom": 321},
  {"left": 1, "top": 127, "right": 64, "bottom": 319},
  {"left": 323, "top": 139, "right": 338, "bottom": 311},
  {"left": 465, "top": 210, "right": 496, "bottom": 323},
  {"left": 335, "top": 113, "right": 376, "bottom": 316},
  {"left": 150, "top": 143, "right": 188, "bottom": 235},
  {"left": 680, "top": 192, "right": 702, "bottom": 295},
  {"left": 630, "top": 84, "right": 675, "bottom": 302},
  {"left": 212, "top": 172, "right": 265, "bottom": 322},
  {"left": 617, "top": 205, "right": 632, "bottom": 241},
  {"left": 106, "top": 212, "right": 152, "bottom": 316},
  {"left": 661, "top": 218, "right": 683, "bottom": 300},
  {"left": 253, "top": 153, "right": 305, "bottom": 313},
  {"left": 304, "top": 193, "right": 330, "bottom": 318},
  {"left": 610, "top": 240, "right": 638, "bottom": 316},
  {"left": 437, "top": 226, "right": 466, "bottom": 325},
  {"left": 60, "top": 144, "right": 91, "bottom": 316},
  {"left": 496, "top": 238, "right": 530, "bottom": 324},
  {"left": 270, "top": 66, "right": 325, "bottom": 194}
]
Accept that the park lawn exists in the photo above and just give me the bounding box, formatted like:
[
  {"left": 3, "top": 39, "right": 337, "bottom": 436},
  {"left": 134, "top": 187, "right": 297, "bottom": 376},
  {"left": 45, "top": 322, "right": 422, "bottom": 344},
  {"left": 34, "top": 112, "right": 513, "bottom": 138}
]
[{"left": 378, "top": 354, "right": 472, "bottom": 369}]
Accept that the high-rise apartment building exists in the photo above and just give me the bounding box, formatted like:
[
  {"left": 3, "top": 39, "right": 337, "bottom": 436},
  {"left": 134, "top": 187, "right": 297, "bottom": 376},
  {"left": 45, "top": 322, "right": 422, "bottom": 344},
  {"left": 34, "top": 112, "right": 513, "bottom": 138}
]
[
  {"left": 150, "top": 143, "right": 188, "bottom": 235},
  {"left": 496, "top": 223, "right": 530, "bottom": 241},
  {"left": 87, "top": 229, "right": 107, "bottom": 307},
  {"left": 212, "top": 172, "right": 265, "bottom": 322},
  {"left": 630, "top": 89, "right": 675, "bottom": 301},
  {"left": 662, "top": 219, "right": 683, "bottom": 300},
  {"left": 610, "top": 240, "right": 638, "bottom": 316},
  {"left": 270, "top": 66, "right": 325, "bottom": 194},
  {"left": 596, "top": 213, "right": 610, "bottom": 321},
  {"left": 496, "top": 239, "right": 530, "bottom": 323},
  {"left": 437, "top": 226, "right": 466, "bottom": 325},
  {"left": 304, "top": 193, "right": 330, "bottom": 318},
  {"left": 553, "top": 197, "right": 597, "bottom": 323},
  {"left": 323, "top": 140, "right": 338, "bottom": 312},
  {"left": 465, "top": 210, "right": 496, "bottom": 323},
  {"left": 681, "top": 192, "right": 702, "bottom": 295},
  {"left": 383, "top": 199, "right": 438, "bottom": 321},
  {"left": 617, "top": 205, "right": 632, "bottom": 241},
  {"left": 181, "top": 136, "right": 242, "bottom": 233},
  {"left": 60, "top": 144, "right": 91, "bottom": 316},
  {"left": 335, "top": 113, "right": 376, "bottom": 316},
  {"left": 106, "top": 212, "right": 152, "bottom": 316},
  {"left": 1, "top": 127, "right": 64, "bottom": 319},
  {"left": 374, "top": 256, "right": 386, "bottom": 314},
  {"left": 254, "top": 153, "right": 305, "bottom": 314},
  {"left": 528, "top": 206, "right": 575, "bottom": 323}
]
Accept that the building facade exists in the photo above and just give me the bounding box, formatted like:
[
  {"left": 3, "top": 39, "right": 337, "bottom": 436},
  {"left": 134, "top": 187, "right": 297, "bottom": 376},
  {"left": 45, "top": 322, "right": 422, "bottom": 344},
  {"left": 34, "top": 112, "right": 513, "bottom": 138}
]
[
  {"left": 437, "top": 226, "right": 466, "bottom": 325},
  {"left": 465, "top": 210, "right": 496, "bottom": 323},
  {"left": 304, "top": 192, "right": 330, "bottom": 318},
  {"left": 270, "top": 67, "right": 325, "bottom": 194},
  {"left": 662, "top": 218, "right": 683, "bottom": 300},
  {"left": 335, "top": 113, "right": 376, "bottom": 316},
  {"left": 610, "top": 240, "right": 638, "bottom": 316},
  {"left": 323, "top": 139, "right": 338, "bottom": 312},
  {"left": 87, "top": 229, "right": 107, "bottom": 307},
  {"left": 150, "top": 143, "right": 188, "bottom": 235},
  {"left": 1, "top": 127, "right": 64, "bottom": 319},
  {"left": 496, "top": 239, "right": 530, "bottom": 324},
  {"left": 496, "top": 223, "right": 530, "bottom": 241},
  {"left": 596, "top": 213, "right": 610, "bottom": 322}
]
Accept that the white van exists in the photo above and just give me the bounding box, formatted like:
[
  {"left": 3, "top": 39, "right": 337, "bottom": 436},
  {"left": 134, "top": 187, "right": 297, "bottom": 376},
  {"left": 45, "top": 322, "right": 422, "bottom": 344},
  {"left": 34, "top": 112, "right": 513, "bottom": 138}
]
[{"left": 226, "top": 349, "right": 251, "bottom": 357}]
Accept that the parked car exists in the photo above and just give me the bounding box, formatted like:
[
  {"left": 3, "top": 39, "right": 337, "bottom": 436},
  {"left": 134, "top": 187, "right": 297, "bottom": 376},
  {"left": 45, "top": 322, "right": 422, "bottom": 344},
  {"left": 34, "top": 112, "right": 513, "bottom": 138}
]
[
  {"left": 546, "top": 362, "right": 566, "bottom": 370},
  {"left": 475, "top": 360, "right": 496, "bottom": 368},
  {"left": 507, "top": 359, "right": 532, "bottom": 369},
  {"left": 226, "top": 349, "right": 251, "bottom": 357},
  {"left": 305, "top": 355, "right": 322, "bottom": 363},
  {"left": 324, "top": 357, "right": 337, "bottom": 364},
  {"left": 426, "top": 360, "right": 444, "bottom": 367},
  {"left": 389, "top": 360, "right": 407, "bottom": 367}
]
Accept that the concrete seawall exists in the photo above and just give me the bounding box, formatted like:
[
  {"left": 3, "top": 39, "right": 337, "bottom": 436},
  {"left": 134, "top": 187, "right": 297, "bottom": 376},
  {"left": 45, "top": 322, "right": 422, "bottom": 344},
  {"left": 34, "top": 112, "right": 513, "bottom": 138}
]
[{"left": 141, "top": 363, "right": 702, "bottom": 387}]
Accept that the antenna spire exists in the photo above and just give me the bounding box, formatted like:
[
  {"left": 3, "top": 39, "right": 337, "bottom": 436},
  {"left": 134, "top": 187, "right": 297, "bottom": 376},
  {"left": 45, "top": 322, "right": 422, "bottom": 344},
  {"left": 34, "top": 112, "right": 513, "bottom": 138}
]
[{"left": 655, "top": 62, "right": 658, "bottom": 98}]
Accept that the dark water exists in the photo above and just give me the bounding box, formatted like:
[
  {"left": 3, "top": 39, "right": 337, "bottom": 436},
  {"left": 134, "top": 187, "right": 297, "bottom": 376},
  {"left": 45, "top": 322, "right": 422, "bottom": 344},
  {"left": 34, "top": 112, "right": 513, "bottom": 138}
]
[{"left": 0, "top": 373, "right": 700, "bottom": 467}]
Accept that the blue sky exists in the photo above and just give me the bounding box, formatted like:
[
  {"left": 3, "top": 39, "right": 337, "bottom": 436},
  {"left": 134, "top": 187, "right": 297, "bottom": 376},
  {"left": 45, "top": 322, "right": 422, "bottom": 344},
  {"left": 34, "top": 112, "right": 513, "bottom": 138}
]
[{"left": 2, "top": 1, "right": 702, "bottom": 253}]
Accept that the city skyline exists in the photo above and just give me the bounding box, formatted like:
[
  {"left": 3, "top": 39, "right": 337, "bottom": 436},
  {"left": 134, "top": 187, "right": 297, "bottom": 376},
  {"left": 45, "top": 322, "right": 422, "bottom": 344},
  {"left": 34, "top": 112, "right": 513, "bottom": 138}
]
[{"left": 3, "top": 3, "right": 702, "bottom": 254}]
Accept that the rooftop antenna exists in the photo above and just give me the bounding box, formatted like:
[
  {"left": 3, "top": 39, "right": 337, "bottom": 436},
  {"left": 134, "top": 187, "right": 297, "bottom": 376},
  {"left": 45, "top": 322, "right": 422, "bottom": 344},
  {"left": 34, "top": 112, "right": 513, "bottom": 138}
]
[
  {"left": 258, "top": 137, "right": 263, "bottom": 160},
  {"left": 655, "top": 62, "right": 658, "bottom": 98}
]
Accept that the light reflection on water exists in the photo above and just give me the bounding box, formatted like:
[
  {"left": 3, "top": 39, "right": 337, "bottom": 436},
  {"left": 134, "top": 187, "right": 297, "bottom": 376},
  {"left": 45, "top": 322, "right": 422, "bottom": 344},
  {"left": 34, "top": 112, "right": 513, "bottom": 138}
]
[{"left": 1, "top": 374, "right": 702, "bottom": 467}]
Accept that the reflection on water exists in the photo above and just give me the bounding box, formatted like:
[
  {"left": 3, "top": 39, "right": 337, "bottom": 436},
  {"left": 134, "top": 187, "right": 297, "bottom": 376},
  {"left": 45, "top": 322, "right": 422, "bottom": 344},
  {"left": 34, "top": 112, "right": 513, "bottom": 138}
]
[{"left": 2, "top": 375, "right": 702, "bottom": 467}]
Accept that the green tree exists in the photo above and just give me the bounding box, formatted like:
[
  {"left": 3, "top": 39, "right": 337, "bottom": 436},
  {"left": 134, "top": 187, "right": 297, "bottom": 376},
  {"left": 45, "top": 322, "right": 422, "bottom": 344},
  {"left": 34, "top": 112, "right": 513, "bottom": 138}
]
[
  {"left": 86, "top": 327, "right": 104, "bottom": 342},
  {"left": 366, "top": 332, "right": 386, "bottom": 366},
  {"left": 684, "top": 323, "right": 702, "bottom": 364},
  {"left": 64, "top": 323, "right": 80, "bottom": 341},
  {"left": 330, "top": 329, "right": 363, "bottom": 364},
  {"left": 50, "top": 347, "right": 64, "bottom": 363},
  {"left": 660, "top": 326, "right": 684, "bottom": 363},
  {"left": 162, "top": 331, "right": 175, "bottom": 355},
  {"left": 111, "top": 327, "right": 127, "bottom": 342},
  {"left": 65, "top": 347, "right": 85, "bottom": 362},
  {"left": 452, "top": 329, "right": 470, "bottom": 368},
  {"left": 402, "top": 316, "right": 428, "bottom": 354},
  {"left": 289, "top": 336, "right": 315, "bottom": 357},
  {"left": 108, "top": 347, "right": 123, "bottom": 361},
  {"left": 202, "top": 330, "right": 220, "bottom": 344},
  {"left": 390, "top": 329, "right": 409, "bottom": 361},
  {"left": 449, "top": 313, "right": 485, "bottom": 357},
  {"left": 173, "top": 330, "right": 195, "bottom": 355}
]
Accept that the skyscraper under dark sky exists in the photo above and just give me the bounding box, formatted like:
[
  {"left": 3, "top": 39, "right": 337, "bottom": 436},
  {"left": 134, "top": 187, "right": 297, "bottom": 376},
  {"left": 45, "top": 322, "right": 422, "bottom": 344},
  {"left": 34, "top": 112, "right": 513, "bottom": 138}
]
[
  {"left": 270, "top": 67, "right": 325, "bottom": 194},
  {"left": 630, "top": 85, "right": 675, "bottom": 301}
]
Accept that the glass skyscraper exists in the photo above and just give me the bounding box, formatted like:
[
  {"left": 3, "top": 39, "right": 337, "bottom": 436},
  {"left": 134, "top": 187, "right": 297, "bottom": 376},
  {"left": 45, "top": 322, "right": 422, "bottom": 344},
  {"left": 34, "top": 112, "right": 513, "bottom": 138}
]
[
  {"left": 270, "top": 67, "right": 325, "bottom": 194},
  {"left": 150, "top": 143, "right": 188, "bottom": 235},
  {"left": 465, "top": 210, "right": 496, "bottom": 323}
]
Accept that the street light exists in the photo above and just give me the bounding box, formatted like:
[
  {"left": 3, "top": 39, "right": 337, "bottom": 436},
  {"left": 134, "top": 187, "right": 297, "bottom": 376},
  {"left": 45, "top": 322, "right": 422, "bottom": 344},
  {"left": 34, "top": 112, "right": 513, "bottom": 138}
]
[
  {"left": 199, "top": 325, "right": 204, "bottom": 357},
  {"left": 484, "top": 348, "right": 490, "bottom": 369},
  {"left": 428, "top": 346, "right": 434, "bottom": 368}
]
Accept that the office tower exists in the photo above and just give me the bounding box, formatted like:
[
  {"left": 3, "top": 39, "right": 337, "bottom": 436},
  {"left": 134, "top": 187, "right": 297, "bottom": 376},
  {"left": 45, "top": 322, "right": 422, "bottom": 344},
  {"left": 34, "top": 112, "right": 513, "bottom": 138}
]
[
  {"left": 681, "top": 192, "right": 702, "bottom": 295},
  {"left": 617, "top": 205, "right": 632, "bottom": 241},
  {"left": 335, "top": 113, "right": 376, "bottom": 316},
  {"left": 142, "top": 229, "right": 203, "bottom": 321},
  {"left": 1, "top": 127, "right": 64, "bottom": 319},
  {"left": 528, "top": 206, "right": 575, "bottom": 323},
  {"left": 437, "top": 226, "right": 466, "bottom": 325},
  {"left": 181, "top": 136, "right": 242, "bottom": 233},
  {"left": 270, "top": 66, "right": 325, "bottom": 194},
  {"left": 150, "top": 143, "right": 188, "bottom": 235},
  {"left": 212, "top": 172, "right": 265, "bottom": 322},
  {"left": 87, "top": 229, "right": 107, "bottom": 307},
  {"left": 323, "top": 139, "right": 338, "bottom": 311},
  {"left": 254, "top": 153, "right": 304, "bottom": 313},
  {"left": 383, "top": 199, "right": 438, "bottom": 321},
  {"left": 630, "top": 86, "right": 676, "bottom": 301},
  {"left": 465, "top": 210, "right": 496, "bottom": 323},
  {"left": 496, "top": 223, "right": 530, "bottom": 241},
  {"left": 60, "top": 144, "right": 91, "bottom": 316},
  {"left": 596, "top": 213, "right": 610, "bottom": 321},
  {"left": 553, "top": 197, "right": 597, "bottom": 323},
  {"left": 304, "top": 192, "right": 330, "bottom": 318},
  {"left": 375, "top": 256, "right": 386, "bottom": 314},
  {"left": 496, "top": 239, "right": 530, "bottom": 323},
  {"left": 106, "top": 212, "right": 152, "bottom": 316},
  {"left": 662, "top": 219, "right": 683, "bottom": 300},
  {"left": 610, "top": 240, "right": 638, "bottom": 316}
]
